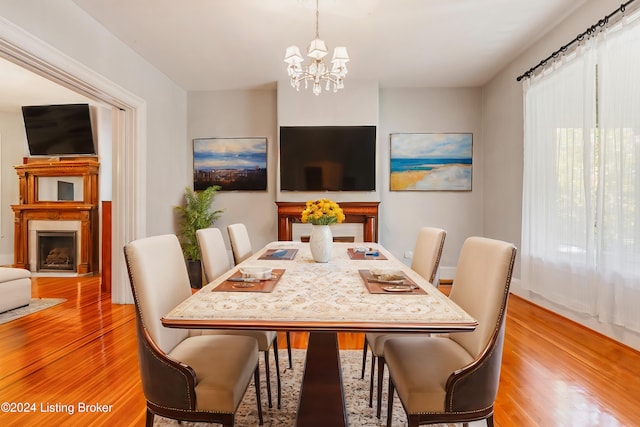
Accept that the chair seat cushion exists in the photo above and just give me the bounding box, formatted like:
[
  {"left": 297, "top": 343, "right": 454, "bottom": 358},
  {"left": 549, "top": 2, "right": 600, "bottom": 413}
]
[
  {"left": 169, "top": 334, "right": 258, "bottom": 413},
  {"left": 367, "top": 332, "right": 430, "bottom": 356},
  {"left": 193, "top": 329, "right": 276, "bottom": 352},
  {"left": 384, "top": 336, "right": 474, "bottom": 413}
]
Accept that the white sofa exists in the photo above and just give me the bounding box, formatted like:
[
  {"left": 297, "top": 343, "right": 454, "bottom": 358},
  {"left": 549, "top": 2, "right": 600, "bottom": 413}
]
[{"left": 0, "top": 267, "right": 32, "bottom": 313}]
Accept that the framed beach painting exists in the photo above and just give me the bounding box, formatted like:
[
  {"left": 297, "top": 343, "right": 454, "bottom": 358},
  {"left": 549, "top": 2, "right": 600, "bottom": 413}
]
[
  {"left": 390, "top": 133, "right": 473, "bottom": 191},
  {"left": 193, "top": 137, "right": 267, "bottom": 191}
]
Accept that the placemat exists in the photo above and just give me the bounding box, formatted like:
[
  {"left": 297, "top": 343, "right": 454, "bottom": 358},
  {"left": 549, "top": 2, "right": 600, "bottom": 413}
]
[
  {"left": 347, "top": 248, "right": 387, "bottom": 260},
  {"left": 259, "top": 249, "right": 298, "bottom": 260},
  {"left": 358, "top": 269, "right": 426, "bottom": 294},
  {"left": 213, "top": 269, "right": 286, "bottom": 293}
]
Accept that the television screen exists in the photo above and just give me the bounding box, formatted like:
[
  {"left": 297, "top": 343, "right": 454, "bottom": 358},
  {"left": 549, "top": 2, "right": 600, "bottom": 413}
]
[
  {"left": 280, "top": 125, "right": 376, "bottom": 191},
  {"left": 22, "top": 103, "right": 96, "bottom": 156}
]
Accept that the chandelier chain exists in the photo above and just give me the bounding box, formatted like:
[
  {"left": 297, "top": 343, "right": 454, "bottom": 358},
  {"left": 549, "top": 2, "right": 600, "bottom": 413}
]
[{"left": 315, "top": 0, "right": 320, "bottom": 39}]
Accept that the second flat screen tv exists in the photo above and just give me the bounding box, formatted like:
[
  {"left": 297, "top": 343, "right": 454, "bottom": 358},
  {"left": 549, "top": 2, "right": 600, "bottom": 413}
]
[
  {"left": 22, "top": 103, "right": 96, "bottom": 156},
  {"left": 280, "top": 125, "right": 376, "bottom": 191}
]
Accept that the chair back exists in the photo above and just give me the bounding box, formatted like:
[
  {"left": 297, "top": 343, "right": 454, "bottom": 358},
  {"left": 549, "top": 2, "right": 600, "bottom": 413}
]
[
  {"left": 411, "top": 227, "right": 446, "bottom": 283},
  {"left": 448, "top": 236, "right": 516, "bottom": 358},
  {"left": 124, "top": 234, "right": 191, "bottom": 354},
  {"left": 197, "top": 228, "right": 232, "bottom": 283},
  {"left": 228, "top": 223, "right": 253, "bottom": 264}
]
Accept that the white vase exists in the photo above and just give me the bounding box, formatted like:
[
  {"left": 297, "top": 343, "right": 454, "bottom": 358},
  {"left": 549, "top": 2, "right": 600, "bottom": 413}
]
[{"left": 309, "top": 225, "right": 333, "bottom": 263}]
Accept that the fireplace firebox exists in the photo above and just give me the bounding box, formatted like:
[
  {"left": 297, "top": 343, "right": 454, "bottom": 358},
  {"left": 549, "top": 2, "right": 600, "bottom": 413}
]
[{"left": 37, "top": 231, "right": 77, "bottom": 272}]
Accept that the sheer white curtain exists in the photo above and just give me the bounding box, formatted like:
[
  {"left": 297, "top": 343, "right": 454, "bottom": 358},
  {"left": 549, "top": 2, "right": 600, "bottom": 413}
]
[
  {"left": 522, "top": 42, "right": 598, "bottom": 314},
  {"left": 522, "top": 14, "right": 640, "bottom": 332},
  {"left": 596, "top": 15, "right": 640, "bottom": 330}
]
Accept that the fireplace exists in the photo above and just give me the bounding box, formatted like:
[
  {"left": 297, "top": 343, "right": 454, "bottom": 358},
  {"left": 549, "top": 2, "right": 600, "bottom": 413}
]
[
  {"left": 276, "top": 202, "right": 380, "bottom": 242},
  {"left": 37, "top": 231, "right": 77, "bottom": 272},
  {"left": 12, "top": 158, "right": 100, "bottom": 274}
]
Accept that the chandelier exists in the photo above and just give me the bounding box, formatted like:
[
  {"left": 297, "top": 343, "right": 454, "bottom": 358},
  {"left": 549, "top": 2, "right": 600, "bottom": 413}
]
[{"left": 283, "top": 0, "right": 349, "bottom": 95}]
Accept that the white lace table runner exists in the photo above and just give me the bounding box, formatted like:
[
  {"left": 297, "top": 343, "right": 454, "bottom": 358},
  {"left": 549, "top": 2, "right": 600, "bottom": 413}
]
[{"left": 164, "top": 242, "right": 475, "bottom": 329}]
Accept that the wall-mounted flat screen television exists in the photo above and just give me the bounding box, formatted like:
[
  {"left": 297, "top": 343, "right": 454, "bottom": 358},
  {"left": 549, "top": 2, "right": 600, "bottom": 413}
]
[
  {"left": 280, "top": 125, "right": 376, "bottom": 191},
  {"left": 22, "top": 103, "right": 96, "bottom": 156}
]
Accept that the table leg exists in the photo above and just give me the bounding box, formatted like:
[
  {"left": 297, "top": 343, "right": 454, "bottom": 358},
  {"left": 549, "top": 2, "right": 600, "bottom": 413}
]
[{"left": 295, "top": 332, "right": 348, "bottom": 427}]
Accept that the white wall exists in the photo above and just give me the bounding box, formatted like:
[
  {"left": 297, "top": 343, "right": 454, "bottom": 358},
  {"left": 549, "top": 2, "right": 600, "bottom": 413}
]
[
  {"left": 0, "top": 111, "right": 24, "bottom": 265},
  {"left": 379, "top": 88, "right": 483, "bottom": 275},
  {"left": 482, "top": 0, "right": 640, "bottom": 350},
  {"left": 187, "top": 85, "right": 483, "bottom": 274},
  {"left": 188, "top": 90, "right": 278, "bottom": 253},
  {"left": 277, "top": 79, "right": 381, "bottom": 203}
]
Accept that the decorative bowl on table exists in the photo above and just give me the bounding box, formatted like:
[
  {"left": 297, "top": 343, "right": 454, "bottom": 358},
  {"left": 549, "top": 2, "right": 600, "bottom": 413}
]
[
  {"left": 369, "top": 269, "right": 405, "bottom": 282},
  {"left": 239, "top": 266, "right": 273, "bottom": 280}
]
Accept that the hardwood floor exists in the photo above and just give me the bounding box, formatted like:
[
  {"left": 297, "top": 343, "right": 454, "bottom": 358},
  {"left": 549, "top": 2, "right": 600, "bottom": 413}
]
[{"left": 1, "top": 276, "right": 639, "bottom": 426}]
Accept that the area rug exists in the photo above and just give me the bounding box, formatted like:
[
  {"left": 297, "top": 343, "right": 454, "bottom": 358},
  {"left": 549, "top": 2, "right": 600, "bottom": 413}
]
[
  {"left": 155, "top": 349, "right": 480, "bottom": 427},
  {"left": 0, "top": 298, "right": 66, "bottom": 325}
]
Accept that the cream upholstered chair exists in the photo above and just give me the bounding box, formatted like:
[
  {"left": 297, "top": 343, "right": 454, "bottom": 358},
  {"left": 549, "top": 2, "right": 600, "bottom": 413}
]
[
  {"left": 384, "top": 236, "right": 517, "bottom": 427},
  {"left": 227, "top": 223, "right": 254, "bottom": 264},
  {"left": 227, "top": 223, "right": 294, "bottom": 370},
  {"left": 197, "top": 227, "right": 282, "bottom": 409},
  {"left": 361, "top": 227, "right": 446, "bottom": 418},
  {"left": 124, "top": 234, "right": 263, "bottom": 427},
  {"left": 410, "top": 227, "right": 447, "bottom": 287}
]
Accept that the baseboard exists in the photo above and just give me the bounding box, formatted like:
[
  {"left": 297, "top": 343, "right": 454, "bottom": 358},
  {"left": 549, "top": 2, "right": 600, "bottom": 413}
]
[{"left": 439, "top": 266, "right": 456, "bottom": 282}]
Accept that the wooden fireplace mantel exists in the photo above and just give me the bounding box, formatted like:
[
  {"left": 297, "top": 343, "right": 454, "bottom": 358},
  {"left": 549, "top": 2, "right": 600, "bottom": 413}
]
[
  {"left": 275, "top": 201, "right": 380, "bottom": 242},
  {"left": 11, "top": 158, "right": 99, "bottom": 274}
]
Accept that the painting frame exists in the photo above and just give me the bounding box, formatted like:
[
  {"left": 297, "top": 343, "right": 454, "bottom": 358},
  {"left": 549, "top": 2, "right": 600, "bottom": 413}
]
[
  {"left": 193, "top": 137, "right": 268, "bottom": 192},
  {"left": 390, "top": 133, "right": 473, "bottom": 191}
]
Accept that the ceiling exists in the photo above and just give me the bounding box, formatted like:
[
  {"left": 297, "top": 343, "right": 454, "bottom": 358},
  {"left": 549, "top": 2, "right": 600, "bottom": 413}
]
[
  {"left": 1, "top": 0, "right": 588, "bottom": 112},
  {"left": 71, "top": 0, "right": 588, "bottom": 90}
]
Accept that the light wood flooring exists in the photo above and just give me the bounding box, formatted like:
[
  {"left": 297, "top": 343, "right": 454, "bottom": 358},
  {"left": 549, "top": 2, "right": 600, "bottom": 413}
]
[{"left": 1, "top": 275, "right": 639, "bottom": 426}]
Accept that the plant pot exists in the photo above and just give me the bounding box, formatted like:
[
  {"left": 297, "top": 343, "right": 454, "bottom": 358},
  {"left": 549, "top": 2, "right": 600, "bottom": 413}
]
[
  {"left": 186, "top": 259, "right": 203, "bottom": 288},
  {"left": 309, "top": 225, "right": 333, "bottom": 263}
]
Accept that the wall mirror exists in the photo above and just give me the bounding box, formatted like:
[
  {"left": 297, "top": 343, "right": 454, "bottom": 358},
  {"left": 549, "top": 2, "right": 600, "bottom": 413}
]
[{"left": 37, "top": 176, "right": 84, "bottom": 202}]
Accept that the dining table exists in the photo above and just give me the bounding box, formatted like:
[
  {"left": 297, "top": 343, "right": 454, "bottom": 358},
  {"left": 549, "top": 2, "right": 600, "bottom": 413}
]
[{"left": 162, "top": 241, "right": 477, "bottom": 426}]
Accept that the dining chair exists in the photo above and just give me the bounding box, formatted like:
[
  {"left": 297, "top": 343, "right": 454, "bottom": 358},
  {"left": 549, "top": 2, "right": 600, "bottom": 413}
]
[
  {"left": 197, "top": 227, "right": 282, "bottom": 409},
  {"left": 227, "top": 223, "right": 254, "bottom": 264},
  {"left": 227, "top": 223, "right": 294, "bottom": 370},
  {"left": 124, "top": 234, "right": 263, "bottom": 427},
  {"left": 384, "top": 236, "right": 517, "bottom": 427},
  {"left": 361, "top": 226, "right": 446, "bottom": 418}
]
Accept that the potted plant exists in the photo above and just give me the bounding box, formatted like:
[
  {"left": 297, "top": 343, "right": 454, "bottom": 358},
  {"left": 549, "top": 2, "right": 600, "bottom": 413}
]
[{"left": 175, "top": 186, "right": 223, "bottom": 288}]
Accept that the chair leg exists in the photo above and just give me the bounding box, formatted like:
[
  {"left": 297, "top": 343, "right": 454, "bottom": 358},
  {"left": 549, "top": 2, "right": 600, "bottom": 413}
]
[
  {"left": 361, "top": 337, "right": 368, "bottom": 379},
  {"left": 369, "top": 351, "right": 375, "bottom": 408},
  {"left": 286, "top": 331, "right": 293, "bottom": 369},
  {"left": 145, "top": 407, "right": 154, "bottom": 427},
  {"left": 376, "top": 356, "right": 385, "bottom": 419},
  {"left": 273, "top": 335, "right": 282, "bottom": 409},
  {"left": 254, "top": 367, "right": 264, "bottom": 425},
  {"left": 264, "top": 350, "right": 272, "bottom": 408},
  {"left": 486, "top": 414, "right": 495, "bottom": 427},
  {"left": 386, "top": 378, "right": 394, "bottom": 427},
  {"left": 222, "top": 414, "right": 234, "bottom": 427}
]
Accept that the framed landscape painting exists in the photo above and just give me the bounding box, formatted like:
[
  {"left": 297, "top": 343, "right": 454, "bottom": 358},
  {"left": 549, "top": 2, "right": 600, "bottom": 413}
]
[
  {"left": 193, "top": 137, "right": 267, "bottom": 191},
  {"left": 390, "top": 133, "right": 473, "bottom": 191}
]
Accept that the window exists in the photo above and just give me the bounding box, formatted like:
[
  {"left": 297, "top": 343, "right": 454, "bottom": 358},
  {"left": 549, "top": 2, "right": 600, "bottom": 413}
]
[{"left": 522, "top": 15, "right": 640, "bottom": 331}]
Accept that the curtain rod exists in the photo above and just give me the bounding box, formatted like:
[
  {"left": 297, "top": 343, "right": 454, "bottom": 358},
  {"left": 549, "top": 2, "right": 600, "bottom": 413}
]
[{"left": 516, "top": 0, "right": 637, "bottom": 81}]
